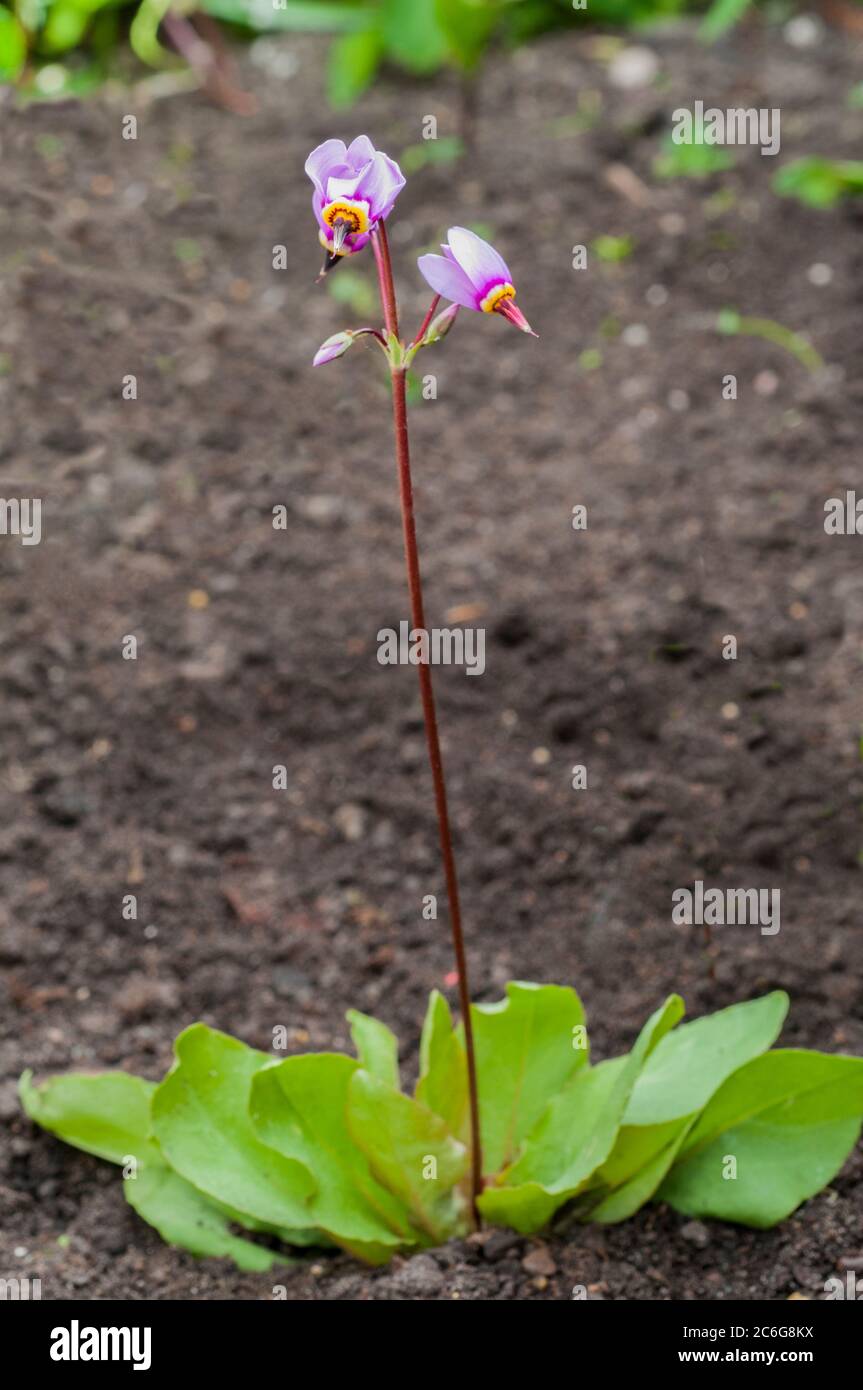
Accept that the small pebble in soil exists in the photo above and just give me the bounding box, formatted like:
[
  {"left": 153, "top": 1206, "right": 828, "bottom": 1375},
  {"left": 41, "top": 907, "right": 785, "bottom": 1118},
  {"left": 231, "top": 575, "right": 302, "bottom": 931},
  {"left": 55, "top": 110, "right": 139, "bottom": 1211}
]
[
  {"left": 754, "top": 370, "right": 779, "bottom": 396},
  {"left": 608, "top": 46, "right": 660, "bottom": 90},
  {"left": 784, "top": 15, "right": 823, "bottom": 47},
  {"left": 807, "top": 263, "right": 833, "bottom": 287},
  {"left": 680, "top": 1220, "right": 711, "bottom": 1249},
  {"left": 522, "top": 1246, "right": 557, "bottom": 1277},
  {"left": 333, "top": 803, "right": 366, "bottom": 841},
  {"left": 386, "top": 1254, "right": 445, "bottom": 1298}
]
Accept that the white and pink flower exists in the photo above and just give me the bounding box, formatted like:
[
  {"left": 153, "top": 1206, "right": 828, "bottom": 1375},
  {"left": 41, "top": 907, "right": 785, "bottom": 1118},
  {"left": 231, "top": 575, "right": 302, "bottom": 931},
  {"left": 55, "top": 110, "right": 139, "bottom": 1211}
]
[{"left": 417, "top": 228, "right": 537, "bottom": 336}]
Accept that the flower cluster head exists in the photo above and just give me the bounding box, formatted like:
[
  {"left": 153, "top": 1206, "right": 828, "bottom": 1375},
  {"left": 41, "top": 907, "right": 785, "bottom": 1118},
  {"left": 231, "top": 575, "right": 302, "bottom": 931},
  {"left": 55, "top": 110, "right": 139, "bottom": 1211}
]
[
  {"left": 305, "top": 136, "right": 406, "bottom": 271},
  {"left": 306, "top": 136, "right": 536, "bottom": 360}
]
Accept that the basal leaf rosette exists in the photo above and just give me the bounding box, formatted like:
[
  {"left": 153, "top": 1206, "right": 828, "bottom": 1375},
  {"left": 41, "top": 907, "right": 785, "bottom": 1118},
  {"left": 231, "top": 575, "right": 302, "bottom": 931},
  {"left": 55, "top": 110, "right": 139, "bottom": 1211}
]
[{"left": 19, "top": 984, "right": 863, "bottom": 1270}]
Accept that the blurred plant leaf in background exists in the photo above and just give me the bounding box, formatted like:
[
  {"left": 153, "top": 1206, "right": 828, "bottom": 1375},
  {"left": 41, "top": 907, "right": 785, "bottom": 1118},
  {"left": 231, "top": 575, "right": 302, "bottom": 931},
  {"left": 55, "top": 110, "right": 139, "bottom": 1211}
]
[
  {"left": 327, "top": 26, "right": 381, "bottom": 105},
  {"left": 0, "top": 3, "right": 27, "bottom": 77},
  {"left": 699, "top": 0, "right": 751, "bottom": 42},
  {"left": 773, "top": 155, "right": 863, "bottom": 209}
]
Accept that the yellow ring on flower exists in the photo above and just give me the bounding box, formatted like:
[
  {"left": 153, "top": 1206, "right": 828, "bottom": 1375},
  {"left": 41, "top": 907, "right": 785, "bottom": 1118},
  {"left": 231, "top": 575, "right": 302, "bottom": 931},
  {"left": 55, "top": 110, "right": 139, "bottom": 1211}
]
[
  {"left": 321, "top": 198, "right": 371, "bottom": 237},
  {"left": 480, "top": 283, "right": 516, "bottom": 314}
]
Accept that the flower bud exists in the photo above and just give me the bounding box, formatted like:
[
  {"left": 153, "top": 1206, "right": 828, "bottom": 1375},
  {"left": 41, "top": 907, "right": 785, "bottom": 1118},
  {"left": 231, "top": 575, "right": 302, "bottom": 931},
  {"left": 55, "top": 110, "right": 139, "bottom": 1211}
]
[
  {"left": 423, "top": 303, "right": 460, "bottom": 345},
  {"left": 313, "top": 331, "right": 355, "bottom": 367}
]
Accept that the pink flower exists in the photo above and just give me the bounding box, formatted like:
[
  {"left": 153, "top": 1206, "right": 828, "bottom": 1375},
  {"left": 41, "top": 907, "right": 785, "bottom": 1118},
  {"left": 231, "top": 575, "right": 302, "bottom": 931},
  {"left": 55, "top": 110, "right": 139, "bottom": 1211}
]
[
  {"left": 305, "top": 136, "right": 406, "bottom": 262},
  {"left": 417, "top": 228, "right": 537, "bottom": 336}
]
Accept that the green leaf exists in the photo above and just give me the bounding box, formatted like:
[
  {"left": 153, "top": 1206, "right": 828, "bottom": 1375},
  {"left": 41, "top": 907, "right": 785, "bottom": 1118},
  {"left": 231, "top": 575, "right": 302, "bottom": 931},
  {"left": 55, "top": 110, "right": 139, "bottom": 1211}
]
[
  {"left": 0, "top": 5, "right": 27, "bottom": 80},
  {"left": 20, "top": 1065, "right": 306, "bottom": 1265},
  {"left": 326, "top": 28, "right": 382, "bottom": 108},
  {"left": 478, "top": 995, "right": 683, "bottom": 1231},
  {"left": 20, "top": 1070, "right": 161, "bottom": 1167},
  {"left": 251, "top": 1052, "right": 417, "bottom": 1264},
  {"left": 592, "top": 234, "right": 634, "bottom": 264},
  {"left": 416, "top": 989, "right": 468, "bottom": 1142},
  {"left": 151, "top": 1024, "right": 316, "bottom": 1233},
  {"left": 470, "top": 981, "right": 588, "bottom": 1175},
  {"left": 42, "top": 3, "right": 89, "bottom": 54},
  {"left": 381, "top": 0, "right": 447, "bottom": 74},
  {"left": 588, "top": 1118, "right": 693, "bottom": 1224},
  {"left": 699, "top": 0, "right": 752, "bottom": 43},
  {"left": 773, "top": 157, "right": 863, "bottom": 211},
  {"left": 199, "top": 0, "right": 371, "bottom": 33},
  {"left": 435, "top": 0, "right": 496, "bottom": 71},
  {"left": 660, "top": 1049, "right": 863, "bottom": 1227},
  {"left": 124, "top": 1165, "right": 292, "bottom": 1272},
  {"left": 624, "top": 991, "right": 788, "bottom": 1125},
  {"left": 347, "top": 1008, "right": 399, "bottom": 1088},
  {"left": 348, "top": 1069, "right": 469, "bottom": 1241}
]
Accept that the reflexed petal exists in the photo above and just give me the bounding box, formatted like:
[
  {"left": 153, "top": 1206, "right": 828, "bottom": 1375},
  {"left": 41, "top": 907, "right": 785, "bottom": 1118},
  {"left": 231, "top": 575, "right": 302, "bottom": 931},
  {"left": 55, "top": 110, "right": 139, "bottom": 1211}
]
[
  {"left": 346, "top": 135, "right": 377, "bottom": 169},
  {"left": 304, "top": 139, "right": 347, "bottom": 196},
  {"left": 353, "top": 151, "right": 406, "bottom": 221},
  {"left": 326, "top": 169, "right": 368, "bottom": 203},
  {"left": 417, "top": 253, "right": 480, "bottom": 311},
  {"left": 446, "top": 227, "right": 512, "bottom": 293}
]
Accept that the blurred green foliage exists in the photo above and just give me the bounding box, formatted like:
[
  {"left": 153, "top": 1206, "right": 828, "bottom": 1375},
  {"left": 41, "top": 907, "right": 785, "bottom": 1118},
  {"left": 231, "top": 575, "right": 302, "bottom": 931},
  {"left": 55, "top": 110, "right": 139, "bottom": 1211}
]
[
  {"left": 0, "top": 0, "right": 810, "bottom": 100},
  {"left": 773, "top": 156, "right": 863, "bottom": 209}
]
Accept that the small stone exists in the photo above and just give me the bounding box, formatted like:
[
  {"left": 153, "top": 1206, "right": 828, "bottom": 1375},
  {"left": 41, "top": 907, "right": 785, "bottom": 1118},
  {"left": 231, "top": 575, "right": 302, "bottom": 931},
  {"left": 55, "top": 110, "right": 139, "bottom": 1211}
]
[
  {"left": 522, "top": 1245, "right": 557, "bottom": 1277},
  {"left": 680, "top": 1220, "right": 711, "bottom": 1249},
  {"left": 389, "top": 1253, "right": 444, "bottom": 1297},
  {"left": 807, "top": 262, "right": 833, "bottom": 287},
  {"left": 333, "top": 803, "right": 366, "bottom": 841},
  {"left": 608, "top": 45, "right": 660, "bottom": 90},
  {"left": 483, "top": 1229, "right": 522, "bottom": 1262}
]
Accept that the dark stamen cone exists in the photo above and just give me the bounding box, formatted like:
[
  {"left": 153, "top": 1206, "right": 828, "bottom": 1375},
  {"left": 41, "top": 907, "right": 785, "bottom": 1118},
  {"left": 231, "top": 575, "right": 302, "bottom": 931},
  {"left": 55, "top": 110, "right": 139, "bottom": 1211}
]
[
  {"left": 316, "top": 251, "right": 344, "bottom": 284},
  {"left": 495, "top": 298, "right": 538, "bottom": 337}
]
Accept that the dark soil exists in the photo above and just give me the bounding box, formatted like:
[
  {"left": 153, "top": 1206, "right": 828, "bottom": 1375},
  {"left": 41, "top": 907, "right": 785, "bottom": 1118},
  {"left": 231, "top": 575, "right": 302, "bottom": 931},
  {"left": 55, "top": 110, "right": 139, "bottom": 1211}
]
[{"left": 1, "top": 20, "right": 862, "bottom": 1301}]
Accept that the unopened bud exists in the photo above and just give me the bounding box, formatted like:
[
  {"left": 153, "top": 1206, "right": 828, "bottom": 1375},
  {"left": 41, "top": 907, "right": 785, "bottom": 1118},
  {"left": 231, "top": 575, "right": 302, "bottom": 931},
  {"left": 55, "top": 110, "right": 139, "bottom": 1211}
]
[
  {"left": 423, "top": 303, "right": 460, "bottom": 345},
  {"left": 313, "top": 331, "right": 355, "bottom": 367}
]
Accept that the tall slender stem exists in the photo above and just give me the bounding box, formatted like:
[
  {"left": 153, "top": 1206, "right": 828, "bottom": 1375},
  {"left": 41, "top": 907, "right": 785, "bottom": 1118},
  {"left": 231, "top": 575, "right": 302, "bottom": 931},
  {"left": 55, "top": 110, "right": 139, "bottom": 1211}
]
[{"left": 372, "top": 224, "right": 484, "bottom": 1225}]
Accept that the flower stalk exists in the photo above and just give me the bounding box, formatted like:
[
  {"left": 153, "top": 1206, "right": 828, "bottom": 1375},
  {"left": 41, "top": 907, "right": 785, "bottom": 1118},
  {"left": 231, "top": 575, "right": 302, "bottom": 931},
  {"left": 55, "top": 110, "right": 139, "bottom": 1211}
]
[
  {"left": 306, "top": 137, "right": 536, "bottom": 1231},
  {"left": 371, "top": 223, "right": 484, "bottom": 1227}
]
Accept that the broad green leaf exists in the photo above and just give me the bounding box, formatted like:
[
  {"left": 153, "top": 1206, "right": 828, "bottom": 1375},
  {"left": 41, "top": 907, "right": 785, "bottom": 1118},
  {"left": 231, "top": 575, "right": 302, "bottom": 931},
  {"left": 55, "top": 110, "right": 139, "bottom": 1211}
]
[
  {"left": 587, "top": 1117, "right": 694, "bottom": 1224},
  {"left": 347, "top": 1068, "right": 469, "bottom": 1242},
  {"left": 151, "top": 1024, "right": 316, "bottom": 1233},
  {"left": 251, "top": 1052, "right": 417, "bottom": 1264},
  {"left": 478, "top": 995, "right": 683, "bottom": 1231},
  {"left": 381, "top": 0, "right": 446, "bottom": 74},
  {"left": 20, "top": 1070, "right": 161, "bottom": 1168},
  {"left": 326, "top": 29, "right": 382, "bottom": 108},
  {"left": 347, "top": 1009, "right": 399, "bottom": 1088},
  {"left": 470, "top": 982, "right": 588, "bottom": 1174},
  {"left": 20, "top": 1064, "right": 316, "bottom": 1259},
  {"left": 660, "top": 1050, "right": 863, "bottom": 1227},
  {"left": 624, "top": 991, "right": 788, "bottom": 1126},
  {"left": 124, "top": 1164, "right": 291, "bottom": 1272},
  {"left": 0, "top": 6, "right": 28, "bottom": 80},
  {"left": 415, "top": 989, "right": 468, "bottom": 1142}
]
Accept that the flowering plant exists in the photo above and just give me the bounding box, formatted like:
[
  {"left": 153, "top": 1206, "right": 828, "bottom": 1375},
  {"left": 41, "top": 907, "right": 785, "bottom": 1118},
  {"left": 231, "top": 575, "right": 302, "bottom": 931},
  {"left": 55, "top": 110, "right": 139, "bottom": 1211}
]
[{"left": 19, "top": 137, "right": 863, "bottom": 1272}]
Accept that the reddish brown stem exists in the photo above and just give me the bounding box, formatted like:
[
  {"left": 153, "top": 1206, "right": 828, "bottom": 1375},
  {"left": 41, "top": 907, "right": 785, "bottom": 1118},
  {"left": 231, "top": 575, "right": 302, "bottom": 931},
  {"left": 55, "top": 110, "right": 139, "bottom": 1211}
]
[
  {"left": 372, "top": 223, "right": 484, "bottom": 1227},
  {"left": 411, "top": 294, "right": 441, "bottom": 348}
]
